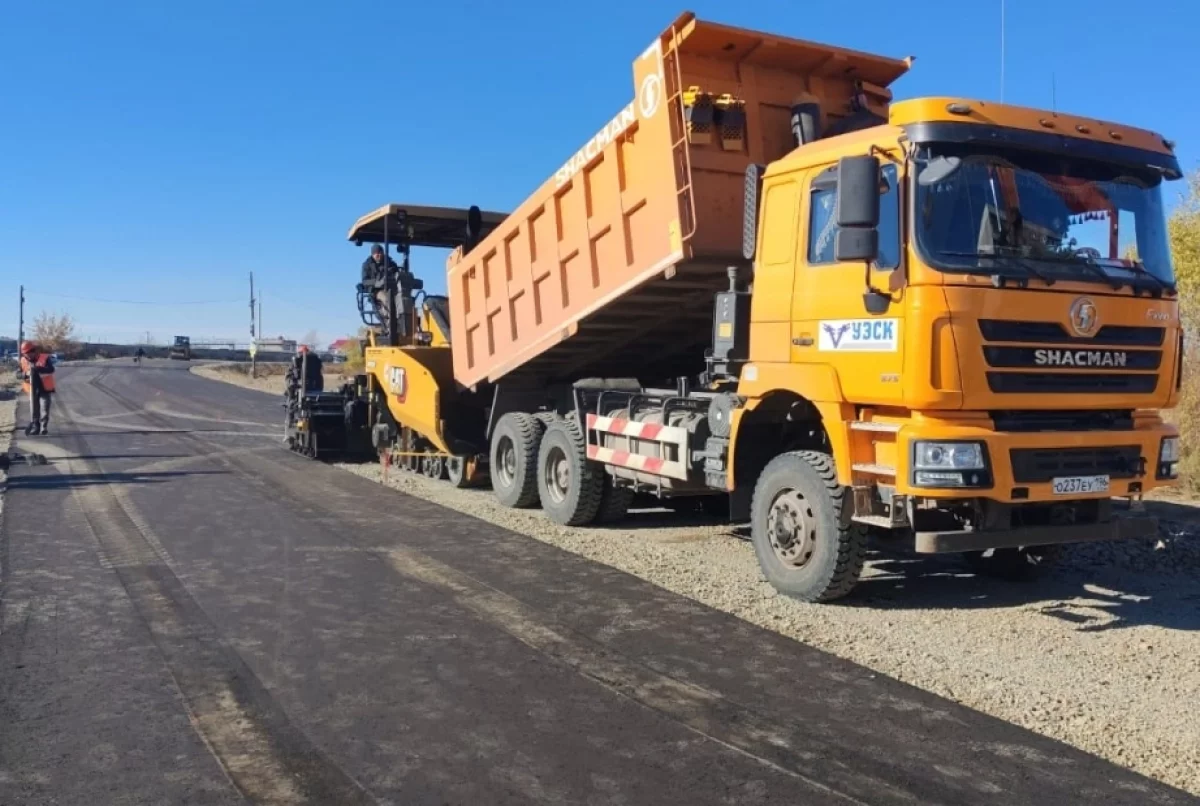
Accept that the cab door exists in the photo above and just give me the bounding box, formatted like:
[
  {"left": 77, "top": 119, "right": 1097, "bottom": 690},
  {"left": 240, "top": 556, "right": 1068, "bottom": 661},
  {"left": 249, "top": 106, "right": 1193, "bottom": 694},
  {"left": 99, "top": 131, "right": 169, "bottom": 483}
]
[{"left": 790, "top": 157, "right": 906, "bottom": 404}]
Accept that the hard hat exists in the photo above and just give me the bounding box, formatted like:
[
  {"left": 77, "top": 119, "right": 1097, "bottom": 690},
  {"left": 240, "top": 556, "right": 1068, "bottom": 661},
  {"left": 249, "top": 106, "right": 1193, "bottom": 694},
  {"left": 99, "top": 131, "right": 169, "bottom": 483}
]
[{"left": 19, "top": 341, "right": 35, "bottom": 354}]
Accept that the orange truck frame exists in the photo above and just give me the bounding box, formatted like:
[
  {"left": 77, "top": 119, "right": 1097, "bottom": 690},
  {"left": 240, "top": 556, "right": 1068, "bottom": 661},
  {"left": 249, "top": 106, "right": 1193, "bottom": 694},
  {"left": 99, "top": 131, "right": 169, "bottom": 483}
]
[{"left": 361, "top": 12, "right": 1182, "bottom": 601}]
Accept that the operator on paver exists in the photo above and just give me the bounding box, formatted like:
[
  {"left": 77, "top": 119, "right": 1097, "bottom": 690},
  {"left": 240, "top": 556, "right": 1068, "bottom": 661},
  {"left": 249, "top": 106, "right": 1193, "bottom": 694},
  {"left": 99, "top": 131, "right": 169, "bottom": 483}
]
[
  {"left": 287, "top": 345, "right": 324, "bottom": 394},
  {"left": 361, "top": 244, "right": 417, "bottom": 339},
  {"left": 18, "top": 341, "right": 56, "bottom": 436}
]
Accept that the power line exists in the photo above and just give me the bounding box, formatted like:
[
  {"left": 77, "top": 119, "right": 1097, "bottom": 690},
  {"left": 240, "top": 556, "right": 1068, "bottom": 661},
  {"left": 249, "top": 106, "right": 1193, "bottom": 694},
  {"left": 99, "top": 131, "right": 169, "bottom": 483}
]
[{"left": 25, "top": 289, "right": 241, "bottom": 306}]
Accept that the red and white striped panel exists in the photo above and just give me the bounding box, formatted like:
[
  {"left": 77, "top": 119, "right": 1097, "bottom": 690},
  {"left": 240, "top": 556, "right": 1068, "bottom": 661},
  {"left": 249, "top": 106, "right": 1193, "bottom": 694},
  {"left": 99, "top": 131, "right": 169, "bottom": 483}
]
[
  {"left": 586, "top": 445, "right": 669, "bottom": 475},
  {"left": 584, "top": 411, "right": 692, "bottom": 480},
  {"left": 586, "top": 413, "right": 666, "bottom": 440}
]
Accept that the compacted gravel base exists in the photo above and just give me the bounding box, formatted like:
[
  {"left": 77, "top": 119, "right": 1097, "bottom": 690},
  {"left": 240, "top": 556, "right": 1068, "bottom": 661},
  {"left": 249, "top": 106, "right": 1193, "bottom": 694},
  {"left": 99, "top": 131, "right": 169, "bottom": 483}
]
[{"left": 337, "top": 460, "right": 1200, "bottom": 796}]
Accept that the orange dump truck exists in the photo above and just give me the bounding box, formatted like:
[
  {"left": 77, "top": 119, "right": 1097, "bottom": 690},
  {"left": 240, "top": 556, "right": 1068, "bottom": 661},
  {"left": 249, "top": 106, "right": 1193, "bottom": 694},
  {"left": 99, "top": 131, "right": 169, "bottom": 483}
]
[{"left": 365, "top": 11, "right": 1183, "bottom": 602}]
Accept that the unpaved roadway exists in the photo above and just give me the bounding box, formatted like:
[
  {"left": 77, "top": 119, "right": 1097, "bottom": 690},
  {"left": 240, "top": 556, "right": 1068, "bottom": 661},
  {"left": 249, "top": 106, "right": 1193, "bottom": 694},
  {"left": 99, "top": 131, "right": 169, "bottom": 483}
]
[{"left": 0, "top": 360, "right": 1194, "bottom": 805}]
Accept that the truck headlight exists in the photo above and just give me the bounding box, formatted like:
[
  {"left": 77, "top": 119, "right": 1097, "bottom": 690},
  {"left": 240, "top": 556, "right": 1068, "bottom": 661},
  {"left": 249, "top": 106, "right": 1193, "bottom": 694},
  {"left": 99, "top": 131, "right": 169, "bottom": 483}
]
[
  {"left": 1159, "top": 437, "right": 1180, "bottom": 479},
  {"left": 911, "top": 440, "right": 991, "bottom": 488},
  {"left": 913, "top": 441, "right": 985, "bottom": 470}
]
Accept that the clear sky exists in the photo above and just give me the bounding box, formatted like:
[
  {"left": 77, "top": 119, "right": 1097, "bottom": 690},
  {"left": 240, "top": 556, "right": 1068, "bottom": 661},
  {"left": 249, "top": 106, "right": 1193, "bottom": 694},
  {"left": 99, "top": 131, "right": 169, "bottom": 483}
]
[{"left": 2, "top": 0, "right": 1196, "bottom": 347}]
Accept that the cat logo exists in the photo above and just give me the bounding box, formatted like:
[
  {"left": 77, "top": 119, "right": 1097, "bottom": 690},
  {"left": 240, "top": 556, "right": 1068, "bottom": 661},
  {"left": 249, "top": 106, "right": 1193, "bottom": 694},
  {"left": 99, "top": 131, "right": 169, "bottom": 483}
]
[
  {"left": 387, "top": 366, "right": 407, "bottom": 401},
  {"left": 1069, "top": 297, "right": 1099, "bottom": 337}
]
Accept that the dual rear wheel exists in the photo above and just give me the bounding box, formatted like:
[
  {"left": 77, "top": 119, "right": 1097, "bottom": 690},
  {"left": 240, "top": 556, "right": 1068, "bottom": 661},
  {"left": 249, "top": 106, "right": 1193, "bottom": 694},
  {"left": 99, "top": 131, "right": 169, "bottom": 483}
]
[{"left": 490, "top": 413, "right": 630, "bottom": 526}]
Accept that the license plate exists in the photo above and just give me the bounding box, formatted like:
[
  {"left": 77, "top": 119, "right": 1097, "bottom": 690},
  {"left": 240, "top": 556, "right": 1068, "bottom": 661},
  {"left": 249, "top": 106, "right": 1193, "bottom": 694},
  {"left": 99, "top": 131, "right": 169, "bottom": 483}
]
[{"left": 1051, "top": 475, "right": 1110, "bottom": 495}]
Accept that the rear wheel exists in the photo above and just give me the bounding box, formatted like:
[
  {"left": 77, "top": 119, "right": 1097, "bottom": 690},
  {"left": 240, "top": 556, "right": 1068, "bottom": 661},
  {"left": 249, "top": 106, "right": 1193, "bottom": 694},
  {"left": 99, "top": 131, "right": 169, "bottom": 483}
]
[
  {"left": 596, "top": 483, "right": 635, "bottom": 523},
  {"left": 750, "top": 451, "right": 866, "bottom": 603},
  {"left": 537, "top": 419, "right": 604, "bottom": 526},
  {"left": 490, "top": 413, "right": 545, "bottom": 508}
]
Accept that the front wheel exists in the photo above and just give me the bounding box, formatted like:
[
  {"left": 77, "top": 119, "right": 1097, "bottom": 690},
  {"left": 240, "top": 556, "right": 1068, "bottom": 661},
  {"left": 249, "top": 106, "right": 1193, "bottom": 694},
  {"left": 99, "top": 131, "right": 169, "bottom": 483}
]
[{"left": 750, "top": 451, "right": 866, "bottom": 603}]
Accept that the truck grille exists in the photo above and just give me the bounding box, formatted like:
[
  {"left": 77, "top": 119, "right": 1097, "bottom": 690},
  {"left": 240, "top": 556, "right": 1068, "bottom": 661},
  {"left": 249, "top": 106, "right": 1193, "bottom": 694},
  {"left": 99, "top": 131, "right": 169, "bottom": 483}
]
[
  {"left": 991, "top": 410, "right": 1134, "bottom": 432},
  {"left": 979, "top": 320, "right": 1165, "bottom": 346},
  {"left": 980, "top": 320, "right": 1163, "bottom": 395},
  {"left": 1009, "top": 445, "right": 1144, "bottom": 483},
  {"left": 986, "top": 373, "right": 1158, "bottom": 394}
]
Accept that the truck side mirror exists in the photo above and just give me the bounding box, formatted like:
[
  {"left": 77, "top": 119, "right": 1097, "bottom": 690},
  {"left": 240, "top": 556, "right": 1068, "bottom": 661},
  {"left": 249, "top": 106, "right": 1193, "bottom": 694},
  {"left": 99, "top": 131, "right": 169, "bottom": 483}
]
[
  {"left": 833, "top": 155, "right": 889, "bottom": 313},
  {"left": 833, "top": 155, "right": 881, "bottom": 261}
]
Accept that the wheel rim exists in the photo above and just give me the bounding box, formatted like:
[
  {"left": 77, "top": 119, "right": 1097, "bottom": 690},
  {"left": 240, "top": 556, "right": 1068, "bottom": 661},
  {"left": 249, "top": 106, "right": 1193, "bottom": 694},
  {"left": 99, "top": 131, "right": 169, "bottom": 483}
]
[
  {"left": 495, "top": 437, "right": 516, "bottom": 488},
  {"left": 766, "top": 489, "right": 816, "bottom": 568},
  {"left": 543, "top": 445, "right": 570, "bottom": 504},
  {"left": 423, "top": 456, "right": 443, "bottom": 479},
  {"left": 447, "top": 457, "right": 465, "bottom": 483}
]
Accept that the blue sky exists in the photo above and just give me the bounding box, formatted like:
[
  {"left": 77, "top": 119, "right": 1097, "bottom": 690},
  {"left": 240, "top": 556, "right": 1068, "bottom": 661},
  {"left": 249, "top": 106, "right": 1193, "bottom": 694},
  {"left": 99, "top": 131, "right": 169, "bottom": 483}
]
[{"left": 2, "top": 0, "right": 1196, "bottom": 346}]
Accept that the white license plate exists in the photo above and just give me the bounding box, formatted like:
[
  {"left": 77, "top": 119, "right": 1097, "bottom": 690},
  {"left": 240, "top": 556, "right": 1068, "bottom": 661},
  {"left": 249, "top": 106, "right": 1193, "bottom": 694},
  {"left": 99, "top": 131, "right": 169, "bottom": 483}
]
[{"left": 1051, "top": 475, "right": 1110, "bottom": 495}]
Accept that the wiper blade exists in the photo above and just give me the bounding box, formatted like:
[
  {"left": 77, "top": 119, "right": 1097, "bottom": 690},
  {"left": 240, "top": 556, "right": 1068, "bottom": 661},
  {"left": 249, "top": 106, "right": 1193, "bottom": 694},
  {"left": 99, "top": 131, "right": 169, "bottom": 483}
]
[
  {"left": 1020, "top": 252, "right": 1123, "bottom": 291},
  {"left": 933, "top": 249, "right": 1056, "bottom": 287},
  {"left": 1119, "top": 259, "right": 1173, "bottom": 295}
]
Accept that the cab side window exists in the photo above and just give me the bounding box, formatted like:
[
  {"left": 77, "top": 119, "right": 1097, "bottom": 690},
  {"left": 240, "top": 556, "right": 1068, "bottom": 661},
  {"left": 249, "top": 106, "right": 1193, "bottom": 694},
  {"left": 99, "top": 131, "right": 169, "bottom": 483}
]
[{"left": 807, "top": 163, "right": 900, "bottom": 269}]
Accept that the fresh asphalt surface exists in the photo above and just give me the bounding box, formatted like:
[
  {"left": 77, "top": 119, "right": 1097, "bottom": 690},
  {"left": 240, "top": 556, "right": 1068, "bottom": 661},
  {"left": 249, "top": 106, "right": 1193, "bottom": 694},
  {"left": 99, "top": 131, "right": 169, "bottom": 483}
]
[{"left": 0, "top": 361, "right": 1194, "bottom": 806}]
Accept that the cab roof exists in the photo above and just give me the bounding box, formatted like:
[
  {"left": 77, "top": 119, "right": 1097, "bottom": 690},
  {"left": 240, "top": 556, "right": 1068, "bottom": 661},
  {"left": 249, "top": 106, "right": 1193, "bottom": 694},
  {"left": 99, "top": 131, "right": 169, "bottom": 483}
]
[
  {"left": 348, "top": 204, "right": 508, "bottom": 249},
  {"left": 891, "top": 98, "right": 1176, "bottom": 158}
]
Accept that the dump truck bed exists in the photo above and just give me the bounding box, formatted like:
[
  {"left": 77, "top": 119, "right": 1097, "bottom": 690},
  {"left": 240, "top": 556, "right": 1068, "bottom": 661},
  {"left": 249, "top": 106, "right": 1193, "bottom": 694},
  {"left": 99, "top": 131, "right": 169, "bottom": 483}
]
[{"left": 448, "top": 12, "right": 909, "bottom": 388}]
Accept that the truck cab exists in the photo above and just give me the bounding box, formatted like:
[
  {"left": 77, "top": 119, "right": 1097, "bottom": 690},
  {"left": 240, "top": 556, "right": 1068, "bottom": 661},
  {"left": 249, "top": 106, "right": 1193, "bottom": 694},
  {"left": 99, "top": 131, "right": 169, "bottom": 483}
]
[{"left": 733, "top": 97, "right": 1179, "bottom": 597}]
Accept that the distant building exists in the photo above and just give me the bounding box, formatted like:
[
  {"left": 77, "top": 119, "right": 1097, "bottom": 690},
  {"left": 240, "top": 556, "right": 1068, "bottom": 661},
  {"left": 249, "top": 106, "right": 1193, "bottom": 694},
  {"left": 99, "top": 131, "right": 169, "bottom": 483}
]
[
  {"left": 257, "top": 336, "right": 297, "bottom": 353},
  {"left": 327, "top": 338, "right": 352, "bottom": 355}
]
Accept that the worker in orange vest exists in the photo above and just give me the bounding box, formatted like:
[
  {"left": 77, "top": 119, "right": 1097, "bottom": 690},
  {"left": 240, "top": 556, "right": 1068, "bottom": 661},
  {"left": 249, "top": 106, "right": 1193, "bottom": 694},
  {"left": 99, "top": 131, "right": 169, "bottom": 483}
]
[{"left": 18, "top": 341, "right": 56, "bottom": 436}]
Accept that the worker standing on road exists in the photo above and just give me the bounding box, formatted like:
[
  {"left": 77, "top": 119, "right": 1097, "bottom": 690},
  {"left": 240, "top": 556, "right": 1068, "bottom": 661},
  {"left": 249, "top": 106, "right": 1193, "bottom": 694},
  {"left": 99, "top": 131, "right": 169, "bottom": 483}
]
[{"left": 18, "top": 341, "right": 56, "bottom": 436}]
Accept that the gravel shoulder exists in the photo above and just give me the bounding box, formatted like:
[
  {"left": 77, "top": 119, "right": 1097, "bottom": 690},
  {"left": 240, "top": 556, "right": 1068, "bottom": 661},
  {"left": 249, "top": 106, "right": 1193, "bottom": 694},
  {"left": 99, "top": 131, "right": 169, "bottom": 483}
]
[{"left": 194, "top": 365, "right": 1200, "bottom": 794}]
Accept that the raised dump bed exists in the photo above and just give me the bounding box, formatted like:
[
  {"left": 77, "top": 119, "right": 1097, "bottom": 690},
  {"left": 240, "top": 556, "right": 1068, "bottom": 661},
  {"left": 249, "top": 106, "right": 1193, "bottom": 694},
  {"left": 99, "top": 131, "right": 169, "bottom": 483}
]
[{"left": 448, "top": 11, "right": 910, "bottom": 389}]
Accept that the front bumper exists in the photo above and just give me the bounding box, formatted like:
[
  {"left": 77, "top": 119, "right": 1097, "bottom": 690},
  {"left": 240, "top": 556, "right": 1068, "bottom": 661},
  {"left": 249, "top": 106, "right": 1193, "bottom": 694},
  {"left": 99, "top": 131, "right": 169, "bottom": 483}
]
[
  {"left": 892, "top": 415, "right": 1178, "bottom": 502},
  {"left": 915, "top": 513, "right": 1157, "bottom": 553}
]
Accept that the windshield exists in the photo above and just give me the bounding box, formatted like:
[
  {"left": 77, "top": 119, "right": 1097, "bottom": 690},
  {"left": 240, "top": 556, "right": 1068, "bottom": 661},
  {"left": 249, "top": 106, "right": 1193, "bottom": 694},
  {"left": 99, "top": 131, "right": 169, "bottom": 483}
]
[{"left": 913, "top": 145, "right": 1175, "bottom": 289}]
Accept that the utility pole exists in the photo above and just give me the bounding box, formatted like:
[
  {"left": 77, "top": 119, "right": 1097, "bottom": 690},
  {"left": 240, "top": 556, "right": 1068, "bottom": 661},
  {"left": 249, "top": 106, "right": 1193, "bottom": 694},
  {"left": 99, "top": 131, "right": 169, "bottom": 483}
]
[
  {"left": 249, "top": 272, "right": 257, "bottom": 378},
  {"left": 18, "top": 285, "right": 25, "bottom": 345}
]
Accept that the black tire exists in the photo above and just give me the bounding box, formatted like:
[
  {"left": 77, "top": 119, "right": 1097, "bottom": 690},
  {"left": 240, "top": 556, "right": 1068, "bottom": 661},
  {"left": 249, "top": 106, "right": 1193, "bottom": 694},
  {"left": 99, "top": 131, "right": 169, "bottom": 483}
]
[
  {"left": 963, "top": 545, "right": 1061, "bottom": 579},
  {"left": 596, "top": 483, "right": 635, "bottom": 523},
  {"left": 537, "top": 419, "right": 604, "bottom": 526},
  {"left": 750, "top": 450, "right": 866, "bottom": 603},
  {"left": 490, "top": 413, "right": 545, "bottom": 508}
]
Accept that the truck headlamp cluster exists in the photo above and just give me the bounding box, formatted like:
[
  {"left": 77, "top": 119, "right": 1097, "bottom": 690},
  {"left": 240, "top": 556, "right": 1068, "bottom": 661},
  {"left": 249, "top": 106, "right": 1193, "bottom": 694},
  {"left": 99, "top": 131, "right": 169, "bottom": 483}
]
[{"left": 911, "top": 441, "right": 991, "bottom": 488}]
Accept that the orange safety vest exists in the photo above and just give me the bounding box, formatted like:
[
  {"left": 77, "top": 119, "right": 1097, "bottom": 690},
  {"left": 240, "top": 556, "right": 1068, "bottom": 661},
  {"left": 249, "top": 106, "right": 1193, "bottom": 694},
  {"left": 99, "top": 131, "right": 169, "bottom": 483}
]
[{"left": 19, "top": 354, "right": 56, "bottom": 394}]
